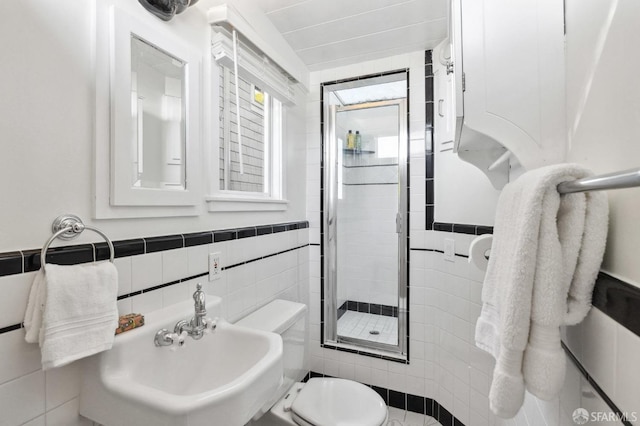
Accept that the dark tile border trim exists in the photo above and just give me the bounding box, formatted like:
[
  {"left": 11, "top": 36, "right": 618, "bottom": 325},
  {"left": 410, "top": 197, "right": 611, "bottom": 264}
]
[
  {"left": 562, "top": 342, "right": 633, "bottom": 426},
  {"left": 425, "top": 50, "right": 434, "bottom": 230},
  {"left": 0, "top": 221, "right": 309, "bottom": 277},
  {"left": 221, "top": 244, "right": 309, "bottom": 271},
  {"left": 410, "top": 247, "right": 469, "bottom": 259},
  {"left": 116, "top": 271, "right": 209, "bottom": 301},
  {"left": 0, "top": 252, "right": 23, "bottom": 277},
  {"left": 184, "top": 232, "right": 213, "bottom": 247},
  {"left": 145, "top": 235, "right": 183, "bottom": 253},
  {"left": 433, "top": 222, "right": 494, "bottom": 235},
  {"left": 592, "top": 272, "right": 640, "bottom": 339},
  {"left": 307, "top": 370, "right": 465, "bottom": 426},
  {"left": 0, "top": 241, "right": 311, "bottom": 335},
  {"left": 0, "top": 323, "right": 23, "bottom": 334},
  {"left": 339, "top": 300, "right": 399, "bottom": 318}
]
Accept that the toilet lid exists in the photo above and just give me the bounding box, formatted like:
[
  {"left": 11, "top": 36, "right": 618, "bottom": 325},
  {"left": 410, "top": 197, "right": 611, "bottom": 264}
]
[{"left": 291, "top": 378, "right": 387, "bottom": 426}]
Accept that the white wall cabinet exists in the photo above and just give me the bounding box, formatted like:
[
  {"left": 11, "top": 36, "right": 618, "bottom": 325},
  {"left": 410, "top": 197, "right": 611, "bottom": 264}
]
[{"left": 452, "top": 0, "right": 566, "bottom": 188}]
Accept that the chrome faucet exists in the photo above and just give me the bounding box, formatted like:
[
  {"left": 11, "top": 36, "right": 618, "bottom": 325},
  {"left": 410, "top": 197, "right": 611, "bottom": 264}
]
[
  {"left": 154, "top": 283, "right": 216, "bottom": 347},
  {"left": 175, "top": 283, "right": 208, "bottom": 339}
]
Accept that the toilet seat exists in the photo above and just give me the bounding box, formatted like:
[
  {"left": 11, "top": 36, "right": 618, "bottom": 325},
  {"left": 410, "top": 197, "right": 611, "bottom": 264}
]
[{"left": 290, "top": 378, "right": 387, "bottom": 426}]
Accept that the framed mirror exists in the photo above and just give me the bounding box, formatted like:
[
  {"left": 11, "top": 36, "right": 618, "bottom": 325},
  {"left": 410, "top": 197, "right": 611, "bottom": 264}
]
[{"left": 109, "top": 7, "right": 201, "bottom": 206}]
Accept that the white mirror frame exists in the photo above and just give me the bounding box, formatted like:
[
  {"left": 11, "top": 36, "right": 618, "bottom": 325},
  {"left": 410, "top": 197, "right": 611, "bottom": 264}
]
[{"left": 109, "top": 6, "right": 200, "bottom": 207}]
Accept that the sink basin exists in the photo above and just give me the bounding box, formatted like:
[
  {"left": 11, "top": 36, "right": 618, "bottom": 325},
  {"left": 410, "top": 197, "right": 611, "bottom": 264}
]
[{"left": 80, "top": 296, "right": 283, "bottom": 426}]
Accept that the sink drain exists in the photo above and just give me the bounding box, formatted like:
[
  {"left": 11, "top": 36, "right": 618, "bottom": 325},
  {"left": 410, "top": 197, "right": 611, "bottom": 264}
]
[{"left": 369, "top": 330, "right": 380, "bottom": 335}]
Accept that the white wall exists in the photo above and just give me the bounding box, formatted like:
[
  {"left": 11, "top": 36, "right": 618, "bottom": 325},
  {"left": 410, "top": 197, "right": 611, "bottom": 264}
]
[{"left": 0, "top": 0, "right": 306, "bottom": 253}]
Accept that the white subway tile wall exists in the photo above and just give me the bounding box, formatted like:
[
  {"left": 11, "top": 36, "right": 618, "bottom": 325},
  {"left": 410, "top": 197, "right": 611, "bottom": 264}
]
[{"left": 0, "top": 227, "right": 309, "bottom": 425}]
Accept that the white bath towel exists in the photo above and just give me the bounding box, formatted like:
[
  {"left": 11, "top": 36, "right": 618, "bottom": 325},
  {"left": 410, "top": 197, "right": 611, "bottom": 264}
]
[
  {"left": 475, "top": 164, "right": 608, "bottom": 418},
  {"left": 24, "top": 261, "right": 118, "bottom": 370}
]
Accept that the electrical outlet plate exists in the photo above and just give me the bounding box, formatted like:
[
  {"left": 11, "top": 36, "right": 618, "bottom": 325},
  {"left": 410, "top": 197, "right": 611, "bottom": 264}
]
[
  {"left": 209, "top": 252, "right": 221, "bottom": 281},
  {"left": 444, "top": 238, "right": 455, "bottom": 262}
]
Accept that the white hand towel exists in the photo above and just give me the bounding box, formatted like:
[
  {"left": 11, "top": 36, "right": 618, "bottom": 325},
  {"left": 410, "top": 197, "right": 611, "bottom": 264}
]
[
  {"left": 24, "top": 269, "right": 46, "bottom": 344},
  {"left": 23, "top": 261, "right": 118, "bottom": 370},
  {"left": 475, "top": 163, "right": 608, "bottom": 418}
]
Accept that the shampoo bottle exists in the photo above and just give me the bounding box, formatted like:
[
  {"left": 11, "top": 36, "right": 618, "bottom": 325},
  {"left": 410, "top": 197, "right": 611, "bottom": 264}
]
[
  {"left": 347, "top": 130, "right": 355, "bottom": 149},
  {"left": 355, "top": 131, "right": 362, "bottom": 152}
]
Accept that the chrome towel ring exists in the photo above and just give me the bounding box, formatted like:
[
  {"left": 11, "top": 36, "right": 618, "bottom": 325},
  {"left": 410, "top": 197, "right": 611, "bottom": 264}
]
[{"left": 40, "top": 214, "right": 115, "bottom": 265}]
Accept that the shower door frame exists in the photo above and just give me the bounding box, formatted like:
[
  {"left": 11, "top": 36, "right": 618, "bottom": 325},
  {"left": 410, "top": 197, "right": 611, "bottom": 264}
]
[{"left": 323, "top": 98, "right": 408, "bottom": 357}]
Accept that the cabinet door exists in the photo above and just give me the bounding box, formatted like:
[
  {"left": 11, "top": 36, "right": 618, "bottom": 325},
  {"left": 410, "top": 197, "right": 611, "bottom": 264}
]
[
  {"left": 455, "top": 0, "right": 566, "bottom": 172},
  {"left": 434, "top": 63, "right": 455, "bottom": 149}
]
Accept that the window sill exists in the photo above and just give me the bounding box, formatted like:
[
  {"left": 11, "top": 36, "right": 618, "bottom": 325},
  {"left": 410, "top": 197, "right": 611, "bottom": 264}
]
[{"left": 205, "top": 195, "right": 289, "bottom": 212}]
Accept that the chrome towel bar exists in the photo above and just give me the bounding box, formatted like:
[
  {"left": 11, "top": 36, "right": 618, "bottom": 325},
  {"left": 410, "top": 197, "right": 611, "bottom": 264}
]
[
  {"left": 41, "top": 214, "right": 115, "bottom": 265},
  {"left": 557, "top": 167, "right": 640, "bottom": 194}
]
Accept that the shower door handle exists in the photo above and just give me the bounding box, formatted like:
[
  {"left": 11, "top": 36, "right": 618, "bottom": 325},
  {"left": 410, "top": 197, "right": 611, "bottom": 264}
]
[{"left": 395, "top": 213, "right": 402, "bottom": 234}]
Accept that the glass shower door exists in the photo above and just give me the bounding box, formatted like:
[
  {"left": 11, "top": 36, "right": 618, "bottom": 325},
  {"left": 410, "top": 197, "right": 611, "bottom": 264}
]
[{"left": 324, "top": 99, "right": 407, "bottom": 355}]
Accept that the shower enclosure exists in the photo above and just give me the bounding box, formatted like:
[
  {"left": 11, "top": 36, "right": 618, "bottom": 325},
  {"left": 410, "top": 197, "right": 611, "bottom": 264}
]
[{"left": 322, "top": 72, "right": 408, "bottom": 358}]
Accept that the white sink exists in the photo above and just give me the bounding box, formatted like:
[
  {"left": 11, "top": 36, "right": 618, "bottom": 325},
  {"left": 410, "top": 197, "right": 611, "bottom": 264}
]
[{"left": 80, "top": 297, "right": 283, "bottom": 426}]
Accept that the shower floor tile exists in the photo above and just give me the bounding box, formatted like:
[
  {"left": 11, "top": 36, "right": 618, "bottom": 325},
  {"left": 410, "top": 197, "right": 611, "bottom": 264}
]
[{"left": 337, "top": 311, "right": 398, "bottom": 345}]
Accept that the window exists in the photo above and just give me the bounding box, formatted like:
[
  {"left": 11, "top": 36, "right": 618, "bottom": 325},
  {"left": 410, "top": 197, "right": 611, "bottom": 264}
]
[
  {"left": 208, "top": 27, "right": 293, "bottom": 211},
  {"left": 217, "top": 67, "right": 283, "bottom": 196}
]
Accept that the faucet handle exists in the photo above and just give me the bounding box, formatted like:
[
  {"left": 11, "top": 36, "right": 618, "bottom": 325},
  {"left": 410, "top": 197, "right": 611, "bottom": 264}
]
[
  {"left": 203, "top": 317, "right": 218, "bottom": 334},
  {"left": 169, "top": 331, "right": 188, "bottom": 351}
]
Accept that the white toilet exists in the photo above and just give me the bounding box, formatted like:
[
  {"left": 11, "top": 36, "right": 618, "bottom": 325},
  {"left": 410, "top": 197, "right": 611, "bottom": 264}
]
[{"left": 237, "top": 300, "right": 388, "bottom": 426}]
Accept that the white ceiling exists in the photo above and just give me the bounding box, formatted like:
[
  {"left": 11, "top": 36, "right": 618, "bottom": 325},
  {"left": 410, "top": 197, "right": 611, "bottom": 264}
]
[{"left": 255, "top": 0, "right": 448, "bottom": 71}]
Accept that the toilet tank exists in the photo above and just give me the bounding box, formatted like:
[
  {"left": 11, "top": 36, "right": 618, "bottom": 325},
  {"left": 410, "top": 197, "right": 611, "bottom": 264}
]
[{"left": 236, "top": 300, "right": 308, "bottom": 416}]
